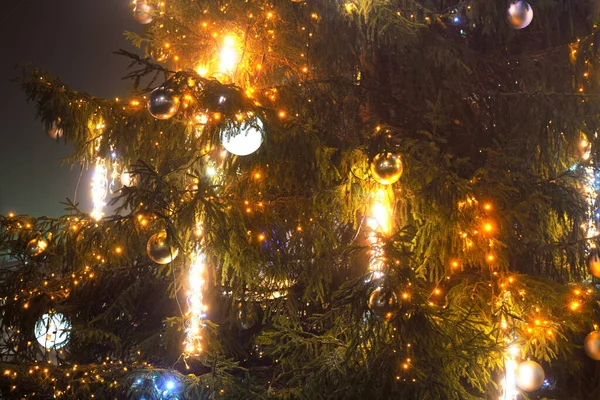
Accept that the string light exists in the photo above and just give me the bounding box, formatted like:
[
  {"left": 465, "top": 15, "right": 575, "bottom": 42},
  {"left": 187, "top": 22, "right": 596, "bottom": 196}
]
[
  {"left": 184, "top": 249, "right": 207, "bottom": 355},
  {"left": 90, "top": 158, "right": 108, "bottom": 221},
  {"left": 500, "top": 344, "right": 519, "bottom": 400},
  {"left": 219, "top": 36, "right": 239, "bottom": 75}
]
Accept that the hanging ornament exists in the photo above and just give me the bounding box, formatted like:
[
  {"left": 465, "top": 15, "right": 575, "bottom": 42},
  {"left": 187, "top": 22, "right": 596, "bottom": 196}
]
[
  {"left": 515, "top": 360, "right": 545, "bottom": 392},
  {"left": 147, "top": 87, "right": 180, "bottom": 120},
  {"left": 35, "top": 312, "right": 71, "bottom": 349},
  {"left": 133, "top": 1, "right": 155, "bottom": 24},
  {"left": 150, "top": 46, "right": 169, "bottom": 63},
  {"left": 220, "top": 116, "right": 264, "bottom": 156},
  {"left": 589, "top": 254, "right": 600, "bottom": 278},
  {"left": 26, "top": 237, "right": 48, "bottom": 258},
  {"left": 584, "top": 331, "right": 600, "bottom": 360},
  {"left": 147, "top": 231, "right": 179, "bottom": 264},
  {"left": 506, "top": 1, "right": 533, "bottom": 30},
  {"left": 120, "top": 169, "right": 138, "bottom": 187},
  {"left": 44, "top": 120, "right": 63, "bottom": 139},
  {"left": 370, "top": 153, "right": 403, "bottom": 185},
  {"left": 368, "top": 286, "right": 398, "bottom": 320},
  {"left": 236, "top": 301, "right": 260, "bottom": 330}
]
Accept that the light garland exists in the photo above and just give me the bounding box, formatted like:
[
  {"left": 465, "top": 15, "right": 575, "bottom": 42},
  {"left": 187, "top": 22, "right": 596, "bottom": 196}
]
[
  {"left": 184, "top": 248, "right": 207, "bottom": 355},
  {"left": 366, "top": 189, "right": 392, "bottom": 280},
  {"left": 90, "top": 158, "right": 108, "bottom": 221}
]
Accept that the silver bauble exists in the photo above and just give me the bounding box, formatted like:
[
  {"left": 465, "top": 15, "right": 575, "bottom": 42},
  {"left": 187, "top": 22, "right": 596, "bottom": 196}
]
[
  {"left": 515, "top": 360, "right": 545, "bottom": 392},
  {"left": 370, "top": 153, "right": 403, "bottom": 185},
  {"left": 147, "top": 87, "right": 180, "bottom": 120},
  {"left": 120, "top": 170, "right": 138, "bottom": 187},
  {"left": 26, "top": 238, "right": 48, "bottom": 258},
  {"left": 44, "top": 120, "right": 63, "bottom": 139},
  {"left": 584, "top": 331, "right": 600, "bottom": 360},
  {"left": 236, "top": 302, "right": 259, "bottom": 330},
  {"left": 133, "top": 1, "right": 155, "bottom": 24},
  {"left": 146, "top": 231, "right": 179, "bottom": 264},
  {"left": 368, "top": 287, "right": 398, "bottom": 320},
  {"left": 507, "top": 1, "right": 533, "bottom": 30}
]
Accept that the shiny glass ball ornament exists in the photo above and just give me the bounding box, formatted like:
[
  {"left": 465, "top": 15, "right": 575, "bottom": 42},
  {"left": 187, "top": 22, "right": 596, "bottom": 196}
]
[
  {"left": 147, "top": 87, "right": 180, "bottom": 120},
  {"left": 146, "top": 231, "right": 179, "bottom": 264},
  {"left": 26, "top": 238, "right": 48, "bottom": 258},
  {"left": 44, "top": 120, "right": 63, "bottom": 139},
  {"left": 370, "top": 152, "right": 403, "bottom": 185},
  {"left": 584, "top": 331, "right": 600, "bottom": 360},
  {"left": 515, "top": 360, "right": 545, "bottom": 392},
  {"left": 35, "top": 312, "right": 71, "bottom": 349},
  {"left": 120, "top": 170, "right": 138, "bottom": 187},
  {"left": 589, "top": 254, "right": 600, "bottom": 278},
  {"left": 133, "top": 1, "right": 155, "bottom": 24},
  {"left": 220, "top": 116, "right": 264, "bottom": 156},
  {"left": 236, "top": 302, "right": 259, "bottom": 330},
  {"left": 368, "top": 287, "right": 398, "bottom": 320},
  {"left": 507, "top": 1, "right": 533, "bottom": 30},
  {"left": 150, "top": 46, "right": 169, "bottom": 62}
]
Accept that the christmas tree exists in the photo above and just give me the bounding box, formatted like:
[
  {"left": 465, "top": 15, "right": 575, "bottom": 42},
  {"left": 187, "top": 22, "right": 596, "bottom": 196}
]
[{"left": 2, "top": 0, "right": 600, "bottom": 398}]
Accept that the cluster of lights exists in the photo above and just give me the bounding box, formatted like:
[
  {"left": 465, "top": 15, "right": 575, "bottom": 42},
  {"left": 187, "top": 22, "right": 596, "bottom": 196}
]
[
  {"left": 184, "top": 248, "right": 207, "bottom": 355},
  {"left": 500, "top": 344, "right": 520, "bottom": 400},
  {"left": 366, "top": 189, "right": 392, "bottom": 280},
  {"left": 90, "top": 158, "right": 108, "bottom": 221}
]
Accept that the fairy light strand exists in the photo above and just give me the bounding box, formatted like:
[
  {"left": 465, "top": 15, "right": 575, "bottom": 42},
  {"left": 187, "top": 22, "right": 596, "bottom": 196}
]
[
  {"left": 90, "top": 158, "right": 108, "bottom": 221},
  {"left": 184, "top": 248, "right": 207, "bottom": 355}
]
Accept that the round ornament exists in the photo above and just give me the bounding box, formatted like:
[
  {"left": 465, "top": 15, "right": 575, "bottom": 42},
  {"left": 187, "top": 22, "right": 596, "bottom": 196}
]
[
  {"left": 236, "top": 301, "right": 259, "bottom": 330},
  {"left": 133, "top": 1, "right": 155, "bottom": 24},
  {"left": 35, "top": 312, "right": 71, "bottom": 349},
  {"left": 589, "top": 254, "right": 600, "bottom": 278},
  {"left": 584, "top": 331, "right": 600, "bottom": 360},
  {"left": 44, "top": 120, "right": 63, "bottom": 139},
  {"left": 515, "top": 360, "right": 545, "bottom": 392},
  {"left": 220, "top": 116, "right": 264, "bottom": 156},
  {"left": 120, "top": 170, "right": 138, "bottom": 187},
  {"left": 147, "top": 231, "right": 179, "bottom": 264},
  {"left": 150, "top": 46, "right": 169, "bottom": 63},
  {"left": 370, "top": 153, "right": 403, "bottom": 185},
  {"left": 368, "top": 287, "right": 398, "bottom": 320},
  {"left": 148, "top": 87, "right": 180, "bottom": 120},
  {"left": 26, "top": 238, "right": 48, "bottom": 258},
  {"left": 507, "top": 1, "right": 533, "bottom": 30}
]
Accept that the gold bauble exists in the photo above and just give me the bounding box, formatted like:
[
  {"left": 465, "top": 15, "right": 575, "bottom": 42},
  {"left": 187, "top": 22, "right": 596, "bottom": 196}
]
[
  {"left": 585, "top": 331, "right": 600, "bottom": 360},
  {"left": 146, "top": 231, "right": 179, "bottom": 264},
  {"left": 368, "top": 287, "right": 398, "bottom": 320},
  {"left": 26, "top": 238, "right": 48, "bottom": 258},
  {"left": 589, "top": 254, "right": 600, "bottom": 278},
  {"left": 515, "top": 360, "right": 545, "bottom": 392},
  {"left": 370, "top": 153, "right": 403, "bottom": 185}
]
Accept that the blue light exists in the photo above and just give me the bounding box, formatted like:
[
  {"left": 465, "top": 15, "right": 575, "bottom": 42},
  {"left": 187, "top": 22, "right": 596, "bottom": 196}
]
[
  {"left": 165, "top": 380, "right": 176, "bottom": 391},
  {"left": 453, "top": 16, "right": 460, "bottom": 24}
]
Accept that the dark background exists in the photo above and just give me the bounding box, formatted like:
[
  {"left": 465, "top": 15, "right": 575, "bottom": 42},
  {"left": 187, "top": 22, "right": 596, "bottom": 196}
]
[{"left": 0, "top": 0, "right": 140, "bottom": 216}]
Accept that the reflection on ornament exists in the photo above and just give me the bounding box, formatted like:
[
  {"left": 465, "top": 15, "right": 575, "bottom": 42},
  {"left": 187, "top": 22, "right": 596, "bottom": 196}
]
[
  {"left": 35, "top": 313, "right": 71, "bottom": 349},
  {"left": 515, "top": 360, "right": 544, "bottom": 392},
  {"left": 26, "top": 238, "right": 48, "bottom": 258},
  {"left": 133, "top": 1, "right": 155, "bottom": 24},
  {"left": 236, "top": 302, "right": 259, "bottom": 330},
  {"left": 220, "top": 116, "right": 264, "bottom": 156},
  {"left": 507, "top": 1, "right": 533, "bottom": 30},
  {"left": 44, "top": 120, "right": 63, "bottom": 139},
  {"left": 589, "top": 254, "right": 600, "bottom": 278},
  {"left": 148, "top": 87, "right": 180, "bottom": 120},
  {"left": 147, "top": 231, "right": 179, "bottom": 264},
  {"left": 368, "top": 287, "right": 398, "bottom": 320},
  {"left": 370, "top": 153, "right": 403, "bottom": 185},
  {"left": 584, "top": 331, "right": 600, "bottom": 360}
]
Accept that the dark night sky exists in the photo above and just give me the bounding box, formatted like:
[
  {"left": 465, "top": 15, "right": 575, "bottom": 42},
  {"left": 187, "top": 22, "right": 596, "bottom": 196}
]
[{"left": 0, "top": 0, "right": 141, "bottom": 217}]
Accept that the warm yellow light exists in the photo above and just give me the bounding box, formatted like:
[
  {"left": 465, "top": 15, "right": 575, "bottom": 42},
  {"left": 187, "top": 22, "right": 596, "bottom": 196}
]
[
  {"left": 196, "top": 65, "right": 208, "bottom": 77},
  {"left": 278, "top": 110, "right": 287, "bottom": 118},
  {"left": 483, "top": 222, "right": 494, "bottom": 233},
  {"left": 570, "top": 301, "right": 581, "bottom": 311},
  {"left": 258, "top": 233, "right": 266, "bottom": 241},
  {"left": 219, "top": 36, "right": 239, "bottom": 74}
]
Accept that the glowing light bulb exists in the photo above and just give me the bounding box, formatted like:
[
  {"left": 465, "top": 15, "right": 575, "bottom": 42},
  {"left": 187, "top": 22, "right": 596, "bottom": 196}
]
[
  {"left": 219, "top": 36, "right": 239, "bottom": 74},
  {"left": 184, "top": 249, "right": 206, "bottom": 355}
]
